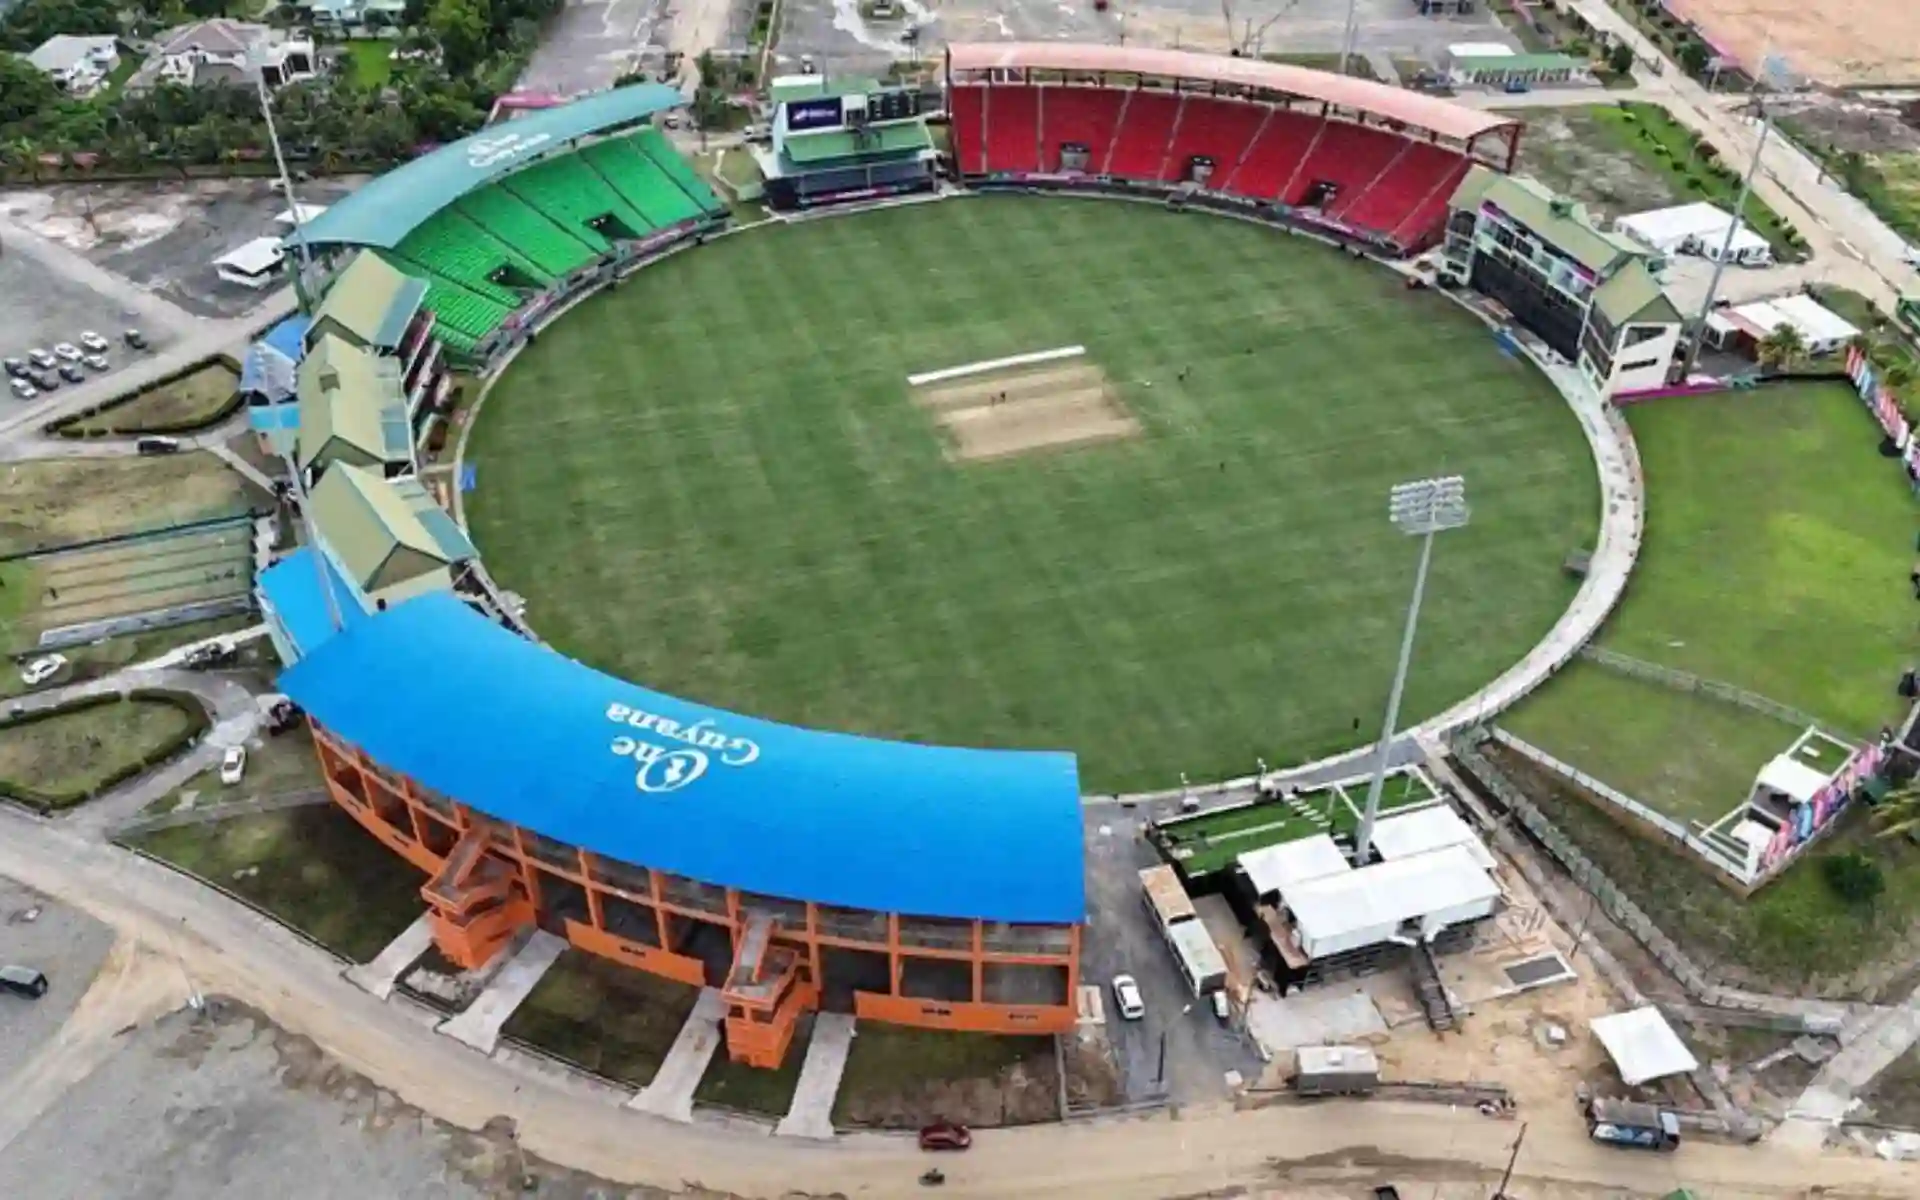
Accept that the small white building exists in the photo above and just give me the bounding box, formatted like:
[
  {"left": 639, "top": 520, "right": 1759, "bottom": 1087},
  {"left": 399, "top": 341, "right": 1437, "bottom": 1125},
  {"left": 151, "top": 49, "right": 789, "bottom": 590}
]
[
  {"left": 216, "top": 236, "right": 288, "bottom": 289},
  {"left": 1591, "top": 1007, "right": 1700, "bottom": 1086},
  {"left": 27, "top": 35, "right": 120, "bottom": 96},
  {"left": 1282, "top": 845, "right": 1501, "bottom": 961},
  {"left": 1615, "top": 202, "right": 1772, "bottom": 266},
  {"left": 130, "top": 20, "right": 315, "bottom": 91},
  {"left": 1705, "top": 293, "right": 1861, "bottom": 358}
]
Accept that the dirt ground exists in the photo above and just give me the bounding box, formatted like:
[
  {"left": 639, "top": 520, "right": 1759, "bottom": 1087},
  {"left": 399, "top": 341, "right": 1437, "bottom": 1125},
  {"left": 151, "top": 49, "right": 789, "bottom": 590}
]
[
  {"left": 1512, "top": 108, "right": 1688, "bottom": 223},
  {"left": 832, "top": 1028, "right": 1062, "bottom": 1129},
  {"left": 1774, "top": 97, "right": 1920, "bottom": 158},
  {"left": 1668, "top": 0, "right": 1920, "bottom": 86},
  {"left": 913, "top": 361, "right": 1140, "bottom": 462}
]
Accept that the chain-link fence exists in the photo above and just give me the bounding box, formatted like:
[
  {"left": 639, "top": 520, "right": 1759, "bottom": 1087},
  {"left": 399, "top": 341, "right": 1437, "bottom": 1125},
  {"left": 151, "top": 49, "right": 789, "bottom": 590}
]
[{"left": 1578, "top": 645, "right": 1843, "bottom": 738}]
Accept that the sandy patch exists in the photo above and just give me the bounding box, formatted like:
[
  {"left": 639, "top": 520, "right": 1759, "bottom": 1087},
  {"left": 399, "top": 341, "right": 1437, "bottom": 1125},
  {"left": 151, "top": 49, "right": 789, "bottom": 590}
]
[
  {"left": 912, "top": 361, "right": 1141, "bottom": 463},
  {"left": 1670, "top": 0, "right": 1920, "bottom": 87}
]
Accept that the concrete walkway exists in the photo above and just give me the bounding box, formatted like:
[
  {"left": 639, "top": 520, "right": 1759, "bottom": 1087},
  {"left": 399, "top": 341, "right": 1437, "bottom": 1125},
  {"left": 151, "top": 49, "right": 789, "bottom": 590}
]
[
  {"left": 775, "top": 1013, "right": 855, "bottom": 1141},
  {"left": 626, "top": 987, "right": 726, "bottom": 1123},
  {"left": 1777, "top": 984, "right": 1920, "bottom": 1146},
  {"left": 345, "top": 913, "right": 437, "bottom": 1002},
  {"left": 439, "top": 928, "right": 568, "bottom": 1055}
]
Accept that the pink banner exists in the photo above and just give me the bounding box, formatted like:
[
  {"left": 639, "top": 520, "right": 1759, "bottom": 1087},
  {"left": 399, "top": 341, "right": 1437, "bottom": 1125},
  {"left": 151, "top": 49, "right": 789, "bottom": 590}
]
[{"left": 1761, "top": 743, "right": 1885, "bottom": 870}]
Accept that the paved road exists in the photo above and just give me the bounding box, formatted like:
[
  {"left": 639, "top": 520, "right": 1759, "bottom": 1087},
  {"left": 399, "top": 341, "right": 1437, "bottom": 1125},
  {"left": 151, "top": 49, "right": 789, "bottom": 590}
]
[{"left": 0, "top": 802, "right": 1914, "bottom": 1199}]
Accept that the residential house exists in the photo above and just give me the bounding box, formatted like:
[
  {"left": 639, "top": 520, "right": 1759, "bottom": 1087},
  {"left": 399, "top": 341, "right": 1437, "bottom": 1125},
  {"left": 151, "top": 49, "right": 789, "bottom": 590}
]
[
  {"left": 300, "top": 0, "right": 408, "bottom": 30},
  {"left": 27, "top": 35, "right": 120, "bottom": 96},
  {"left": 127, "top": 19, "right": 316, "bottom": 91}
]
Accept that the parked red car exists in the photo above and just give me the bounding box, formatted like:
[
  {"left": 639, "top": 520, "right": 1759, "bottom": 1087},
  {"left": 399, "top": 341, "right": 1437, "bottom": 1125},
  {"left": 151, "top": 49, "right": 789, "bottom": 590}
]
[{"left": 917, "top": 1120, "right": 972, "bottom": 1151}]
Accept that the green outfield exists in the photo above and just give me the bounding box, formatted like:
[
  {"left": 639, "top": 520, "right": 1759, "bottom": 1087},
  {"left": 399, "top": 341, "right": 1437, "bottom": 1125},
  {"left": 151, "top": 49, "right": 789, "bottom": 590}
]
[
  {"left": 1502, "top": 382, "right": 1918, "bottom": 825},
  {"left": 466, "top": 195, "right": 1596, "bottom": 791}
]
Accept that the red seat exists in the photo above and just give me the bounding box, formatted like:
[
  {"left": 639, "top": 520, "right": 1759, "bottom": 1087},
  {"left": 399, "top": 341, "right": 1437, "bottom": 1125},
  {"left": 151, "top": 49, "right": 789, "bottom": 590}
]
[
  {"left": 950, "top": 85, "right": 987, "bottom": 175},
  {"left": 1161, "top": 97, "right": 1265, "bottom": 187},
  {"left": 1106, "top": 93, "right": 1181, "bottom": 179},
  {"left": 984, "top": 86, "right": 1040, "bottom": 173},
  {"left": 1339, "top": 142, "right": 1471, "bottom": 248},
  {"left": 1288, "top": 121, "right": 1403, "bottom": 208},
  {"left": 1039, "top": 87, "right": 1121, "bottom": 173},
  {"left": 1223, "top": 109, "right": 1322, "bottom": 200}
]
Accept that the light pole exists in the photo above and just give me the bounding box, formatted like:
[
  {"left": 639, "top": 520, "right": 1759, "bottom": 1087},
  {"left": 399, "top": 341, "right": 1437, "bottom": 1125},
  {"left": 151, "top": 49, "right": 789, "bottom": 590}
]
[
  {"left": 248, "top": 43, "right": 314, "bottom": 314},
  {"left": 1353, "top": 476, "right": 1469, "bottom": 865}
]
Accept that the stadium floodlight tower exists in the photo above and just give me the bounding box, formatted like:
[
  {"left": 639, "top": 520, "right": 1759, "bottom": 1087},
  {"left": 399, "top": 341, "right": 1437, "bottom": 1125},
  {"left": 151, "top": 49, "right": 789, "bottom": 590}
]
[{"left": 1352, "top": 475, "right": 1470, "bottom": 866}]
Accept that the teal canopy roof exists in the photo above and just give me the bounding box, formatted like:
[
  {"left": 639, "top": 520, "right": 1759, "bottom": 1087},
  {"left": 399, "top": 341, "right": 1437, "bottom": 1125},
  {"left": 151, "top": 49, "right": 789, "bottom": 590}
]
[{"left": 294, "top": 84, "right": 686, "bottom": 250}]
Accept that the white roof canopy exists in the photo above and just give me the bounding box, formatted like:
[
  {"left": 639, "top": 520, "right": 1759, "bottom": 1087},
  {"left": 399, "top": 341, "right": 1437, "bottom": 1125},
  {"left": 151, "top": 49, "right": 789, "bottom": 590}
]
[
  {"left": 1617, "top": 201, "right": 1768, "bottom": 256},
  {"left": 1240, "top": 833, "right": 1350, "bottom": 897},
  {"left": 1756, "top": 754, "right": 1833, "bottom": 805},
  {"left": 1724, "top": 294, "right": 1860, "bottom": 348},
  {"left": 1370, "top": 805, "right": 1496, "bottom": 871},
  {"left": 215, "top": 235, "right": 286, "bottom": 275},
  {"left": 275, "top": 202, "right": 328, "bottom": 227},
  {"left": 1591, "top": 1006, "right": 1700, "bottom": 1086},
  {"left": 1286, "top": 845, "right": 1498, "bottom": 945}
]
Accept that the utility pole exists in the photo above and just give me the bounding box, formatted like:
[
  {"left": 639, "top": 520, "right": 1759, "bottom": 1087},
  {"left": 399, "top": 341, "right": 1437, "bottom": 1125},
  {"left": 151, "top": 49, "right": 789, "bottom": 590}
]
[
  {"left": 1491, "top": 1121, "right": 1527, "bottom": 1199},
  {"left": 250, "top": 43, "right": 314, "bottom": 315}
]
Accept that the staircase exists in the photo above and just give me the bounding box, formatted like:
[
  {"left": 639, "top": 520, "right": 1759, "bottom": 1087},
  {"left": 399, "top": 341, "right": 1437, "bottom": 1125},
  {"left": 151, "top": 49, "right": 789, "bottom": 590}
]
[
  {"left": 1409, "top": 941, "right": 1457, "bottom": 1032},
  {"left": 420, "top": 824, "right": 535, "bottom": 971},
  {"left": 721, "top": 909, "right": 818, "bottom": 1069}
]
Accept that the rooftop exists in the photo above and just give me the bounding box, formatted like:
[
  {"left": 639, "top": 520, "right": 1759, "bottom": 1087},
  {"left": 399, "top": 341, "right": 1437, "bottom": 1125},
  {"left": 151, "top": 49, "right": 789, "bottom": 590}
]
[
  {"left": 276, "top": 590, "right": 1088, "bottom": 923},
  {"left": 27, "top": 34, "right": 119, "bottom": 74},
  {"left": 947, "top": 42, "right": 1518, "bottom": 143},
  {"left": 784, "top": 123, "right": 932, "bottom": 165}
]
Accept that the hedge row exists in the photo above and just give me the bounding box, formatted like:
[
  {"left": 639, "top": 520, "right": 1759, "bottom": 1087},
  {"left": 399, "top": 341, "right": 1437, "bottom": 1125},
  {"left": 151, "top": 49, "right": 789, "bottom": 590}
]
[
  {"left": 46, "top": 354, "right": 245, "bottom": 441},
  {"left": 0, "top": 689, "right": 213, "bottom": 814}
]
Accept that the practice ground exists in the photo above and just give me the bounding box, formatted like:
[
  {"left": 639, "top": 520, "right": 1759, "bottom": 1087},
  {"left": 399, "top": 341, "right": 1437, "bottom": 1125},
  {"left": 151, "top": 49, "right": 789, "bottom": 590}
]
[
  {"left": 1502, "top": 382, "right": 1915, "bottom": 828},
  {"left": 468, "top": 195, "right": 1595, "bottom": 792}
]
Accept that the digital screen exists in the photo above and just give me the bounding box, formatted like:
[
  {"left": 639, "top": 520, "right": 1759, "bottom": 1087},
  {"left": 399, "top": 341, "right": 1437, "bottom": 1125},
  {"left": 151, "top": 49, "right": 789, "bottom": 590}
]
[
  {"left": 787, "top": 96, "right": 845, "bottom": 132},
  {"left": 869, "top": 89, "right": 918, "bottom": 122}
]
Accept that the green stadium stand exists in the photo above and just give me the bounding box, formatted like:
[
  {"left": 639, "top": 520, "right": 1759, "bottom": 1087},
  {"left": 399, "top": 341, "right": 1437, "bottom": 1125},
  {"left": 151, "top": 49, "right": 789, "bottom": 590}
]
[
  {"left": 455, "top": 186, "right": 599, "bottom": 276},
  {"left": 395, "top": 209, "right": 546, "bottom": 308},
  {"left": 384, "top": 253, "right": 514, "bottom": 345},
  {"left": 502, "top": 154, "right": 653, "bottom": 242},
  {"left": 631, "top": 128, "right": 727, "bottom": 217},
  {"left": 580, "top": 139, "right": 705, "bottom": 229}
]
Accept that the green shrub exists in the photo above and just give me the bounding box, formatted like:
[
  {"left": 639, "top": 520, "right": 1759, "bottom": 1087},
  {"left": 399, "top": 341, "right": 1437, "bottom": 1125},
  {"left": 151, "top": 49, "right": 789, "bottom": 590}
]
[{"left": 1822, "top": 851, "right": 1886, "bottom": 908}]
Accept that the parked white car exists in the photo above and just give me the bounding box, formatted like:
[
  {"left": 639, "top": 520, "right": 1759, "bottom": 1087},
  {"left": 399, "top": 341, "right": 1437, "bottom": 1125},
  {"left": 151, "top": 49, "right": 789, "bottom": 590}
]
[
  {"left": 1111, "top": 973, "right": 1146, "bottom": 1021},
  {"left": 18, "top": 654, "right": 66, "bottom": 687},
  {"left": 219, "top": 745, "right": 248, "bottom": 785},
  {"left": 51, "top": 343, "right": 82, "bottom": 363},
  {"left": 78, "top": 331, "right": 109, "bottom": 354}
]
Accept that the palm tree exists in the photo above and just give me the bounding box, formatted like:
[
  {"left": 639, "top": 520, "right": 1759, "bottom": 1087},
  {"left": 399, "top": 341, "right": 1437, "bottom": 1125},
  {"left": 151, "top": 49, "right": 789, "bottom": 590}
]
[
  {"left": 1873, "top": 779, "right": 1920, "bottom": 841},
  {"left": 1758, "top": 324, "right": 1807, "bottom": 370}
]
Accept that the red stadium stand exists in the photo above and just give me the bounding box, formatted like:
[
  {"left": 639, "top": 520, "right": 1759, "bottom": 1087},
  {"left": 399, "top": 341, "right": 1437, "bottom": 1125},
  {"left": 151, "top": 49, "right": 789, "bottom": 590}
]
[
  {"left": 950, "top": 85, "right": 987, "bottom": 174},
  {"left": 1221, "top": 109, "right": 1322, "bottom": 200},
  {"left": 983, "top": 85, "right": 1041, "bottom": 173},
  {"left": 944, "top": 44, "right": 1520, "bottom": 254},
  {"left": 1039, "top": 86, "right": 1122, "bottom": 172},
  {"left": 1162, "top": 96, "right": 1266, "bottom": 186},
  {"left": 1105, "top": 92, "right": 1181, "bottom": 179}
]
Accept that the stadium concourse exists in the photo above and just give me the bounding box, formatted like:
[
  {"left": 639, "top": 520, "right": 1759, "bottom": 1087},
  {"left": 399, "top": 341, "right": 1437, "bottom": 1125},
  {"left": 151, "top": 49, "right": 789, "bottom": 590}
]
[{"left": 238, "top": 50, "right": 1551, "bottom": 1077}]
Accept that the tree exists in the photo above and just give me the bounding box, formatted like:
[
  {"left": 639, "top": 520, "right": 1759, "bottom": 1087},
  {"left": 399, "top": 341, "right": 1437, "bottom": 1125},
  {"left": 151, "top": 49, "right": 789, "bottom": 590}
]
[
  {"left": 1757, "top": 323, "right": 1806, "bottom": 369},
  {"left": 1608, "top": 42, "right": 1635, "bottom": 75},
  {"left": 0, "top": 51, "right": 60, "bottom": 128},
  {"left": 1678, "top": 40, "right": 1711, "bottom": 77},
  {"left": 428, "top": 0, "right": 491, "bottom": 78},
  {"left": 0, "top": 0, "right": 120, "bottom": 53},
  {"left": 1820, "top": 851, "right": 1885, "bottom": 908}
]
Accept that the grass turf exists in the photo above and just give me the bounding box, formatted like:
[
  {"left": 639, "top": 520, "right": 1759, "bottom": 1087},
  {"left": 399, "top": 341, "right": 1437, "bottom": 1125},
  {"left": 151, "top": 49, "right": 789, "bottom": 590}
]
[
  {"left": 0, "top": 697, "right": 195, "bottom": 799},
  {"left": 61, "top": 362, "right": 238, "bottom": 435},
  {"left": 468, "top": 196, "right": 1595, "bottom": 792},
  {"left": 1501, "top": 382, "right": 1916, "bottom": 823}
]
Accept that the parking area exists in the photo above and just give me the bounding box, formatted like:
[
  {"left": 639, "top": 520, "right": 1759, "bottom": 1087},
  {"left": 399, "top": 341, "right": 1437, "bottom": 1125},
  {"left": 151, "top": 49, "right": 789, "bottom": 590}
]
[
  {"left": 0, "top": 249, "right": 162, "bottom": 401},
  {"left": 1080, "top": 802, "right": 1265, "bottom": 1106},
  {"left": 0, "top": 997, "right": 644, "bottom": 1199},
  {"left": 0, "top": 878, "right": 114, "bottom": 1084},
  {"left": 778, "top": 0, "right": 1519, "bottom": 79},
  {"left": 1, "top": 177, "right": 362, "bottom": 320},
  {"left": 518, "top": 0, "right": 679, "bottom": 93}
]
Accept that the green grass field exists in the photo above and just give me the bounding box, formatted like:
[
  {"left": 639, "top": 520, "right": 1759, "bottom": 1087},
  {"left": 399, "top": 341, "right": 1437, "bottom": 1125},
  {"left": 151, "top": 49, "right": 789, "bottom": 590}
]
[
  {"left": 468, "top": 196, "right": 1596, "bottom": 791},
  {"left": 1502, "top": 382, "right": 1917, "bottom": 824}
]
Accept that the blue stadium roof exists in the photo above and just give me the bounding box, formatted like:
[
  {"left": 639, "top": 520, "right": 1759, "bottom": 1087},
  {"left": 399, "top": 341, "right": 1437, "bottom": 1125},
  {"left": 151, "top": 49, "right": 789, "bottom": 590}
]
[
  {"left": 278, "top": 592, "right": 1087, "bottom": 923},
  {"left": 258, "top": 547, "right": 368, "bottom": 658}
]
